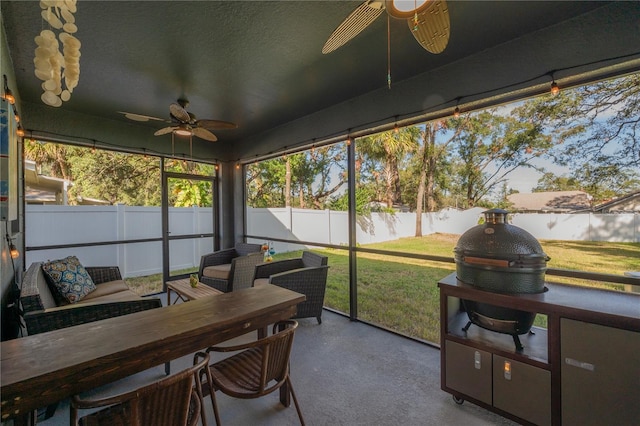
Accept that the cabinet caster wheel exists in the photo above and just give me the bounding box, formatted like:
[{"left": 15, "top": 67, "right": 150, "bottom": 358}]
[{"left": 453, "top": 395, "right": 464, "bottom": 405}]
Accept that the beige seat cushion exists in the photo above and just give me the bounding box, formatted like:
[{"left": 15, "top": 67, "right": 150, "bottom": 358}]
[
  {"left": 253, "top": 278, "right": 270, "bottom": 287},
  {"left": 203, "top": 264, "right": 231, "bottom": 280},
  {"left": 81, "top": 280, "right": 131, "bottom": 300},
  {"left": 77, "top": 288, "right": 142, "bottom": 305}
]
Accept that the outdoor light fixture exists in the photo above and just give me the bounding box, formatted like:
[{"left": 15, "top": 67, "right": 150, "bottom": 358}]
[
  {"left": 9, "top": 242, "right": 20, "bottom": 259},
  {"left": 3, "top": 88, "right": 15, "bottom": 104},
  {"left": 16, "top": 126, "right": 25, "bottom": 138},
  {"left": 5, "top": 232, "right": 19, "bottom": 260},
  {"left": 550, "top": 81, "right": 560, "bottom": 96},
  {"left": 3, "top": 75, "right": 16, "bottom": 105},
  {"left": 453, "top": 106, "right": 460, "bottom": 118}
]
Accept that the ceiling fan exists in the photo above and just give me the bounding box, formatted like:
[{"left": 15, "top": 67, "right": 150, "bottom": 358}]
[
  {"left": 149, "top": 99, "right": 237, "bottom": 142},
  {"left": 322, "top": 0, "right": 450, "bottom": 55}
]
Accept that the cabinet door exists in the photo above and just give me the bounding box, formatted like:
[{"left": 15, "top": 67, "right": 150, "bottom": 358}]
[
  {"left": 493, "top": 355, "right": 551, "bottom": 426},
  {"left": 561, "top": 318, "right": 640, "bottom": 426},
  {"left": 445, "top": 340, "right": 492, "bottom": 404}
]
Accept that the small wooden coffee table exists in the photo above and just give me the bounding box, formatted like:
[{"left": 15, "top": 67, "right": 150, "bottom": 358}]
[{"left": 166, "top": 278, "right": 222, "bottom": 305}]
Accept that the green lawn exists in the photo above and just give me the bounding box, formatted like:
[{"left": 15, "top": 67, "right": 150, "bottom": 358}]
[{"left": 127, "top": 234, "right": 639, "bottom": 345}]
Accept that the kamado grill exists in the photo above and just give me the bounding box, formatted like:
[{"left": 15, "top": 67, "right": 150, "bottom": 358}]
[{"left": 454, "top": 209, "right": 549, "bottom": 351}]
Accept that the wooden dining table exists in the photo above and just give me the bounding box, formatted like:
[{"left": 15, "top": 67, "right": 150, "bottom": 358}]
[{"left": 0, "top": 284, "right": 305, "bottom": 423}]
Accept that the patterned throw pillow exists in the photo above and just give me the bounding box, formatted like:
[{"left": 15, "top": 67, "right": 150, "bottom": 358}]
[{"left": 42, "top": 256, "right": 96, "bottom": 304}]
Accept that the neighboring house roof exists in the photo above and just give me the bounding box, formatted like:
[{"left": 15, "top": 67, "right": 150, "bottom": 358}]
[
  {"left": 25, "top": 160, "right": 110, "bottom": 205},
  {"left": 592, "top": 190, "right": 640, "bottom": 213},
  {"left": 507, "top": 191, "right": 592, "bottom": 213}
]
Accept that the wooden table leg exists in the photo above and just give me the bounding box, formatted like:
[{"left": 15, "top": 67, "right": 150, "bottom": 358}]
[
  {"left": 257, "top": 326, "right": 267, "bottom": 339},
  {"left": 11, "top": 409, "right": 36, "bottom": 426}
]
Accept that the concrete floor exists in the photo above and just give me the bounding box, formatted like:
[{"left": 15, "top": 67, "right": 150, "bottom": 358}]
[{"left": 39, "top": 302, "right": 518, "bottom": 426}]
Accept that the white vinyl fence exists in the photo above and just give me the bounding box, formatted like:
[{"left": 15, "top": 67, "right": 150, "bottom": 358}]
[
  {"left": 247, "top": 207, "right": 639, "bottom": 245},
  {"left": 26, "top": 205, "right": 213, "bottom": 278},
  {"left": 26, "top": 205, "right": 639, "bottom": 278}
]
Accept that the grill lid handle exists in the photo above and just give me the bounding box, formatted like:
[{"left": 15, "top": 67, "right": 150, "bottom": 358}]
[{"left": 463, "top": 256, "right": 511, "bottom": 268}]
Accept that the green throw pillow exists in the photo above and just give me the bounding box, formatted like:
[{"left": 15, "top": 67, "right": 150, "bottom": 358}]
[{"left": 42, "top": 256, "right": 96, "bottom": 304}]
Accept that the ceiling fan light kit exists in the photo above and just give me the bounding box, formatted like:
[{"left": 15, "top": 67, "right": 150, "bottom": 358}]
[
  {"left": 151, "top": 99, "right": 237, "bottom": 142},
  {"left": 174, "top": 124, "right": 193, "bottom": 137},
  {"left": 386, "top": 0, "right": 431, "bottom": 18},
  {"left": 323, "top": 0, "right": 449, "bottom": 55}
]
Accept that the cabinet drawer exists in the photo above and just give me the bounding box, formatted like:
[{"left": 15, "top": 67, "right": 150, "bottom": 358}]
[
  {"left": 445, "top": 340, "right": 492, "bottom": 405},
  {"left": 561, "top": 318, "right": 640, "bottom": 426},
  {"left": 493, "top": 355, "right": 551, "bottom": 426}
]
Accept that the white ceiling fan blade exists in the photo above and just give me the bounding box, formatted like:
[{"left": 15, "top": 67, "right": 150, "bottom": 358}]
[
  {"left": 322, "top": 1, "right": 385, "bottom": 54},
  {"left": 118, "top": 111, "right": 166, "bottom": 122},
  {"left": 192, "top": 127, "right": 218, "bottom": 142},
  {"left": 169, "top": 102, "right": 191, "bottom": 122},
  {"left": 408, "top": 0, "right": 450, "bottom": 54},
  {"left": 154, "top": 126, "right": 177, "bottom": 136},
  {"left": 197, "top": 119, "right": 238, "bottom": 130}
]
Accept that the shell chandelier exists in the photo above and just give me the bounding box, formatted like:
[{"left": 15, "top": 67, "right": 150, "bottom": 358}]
[{"left": 34, "top": 0, "right": 80, "bottom": 107}]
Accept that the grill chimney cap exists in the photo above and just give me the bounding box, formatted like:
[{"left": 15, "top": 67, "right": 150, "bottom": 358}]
[{"left": 483, "top": 208, "right": 509, "bottom": 224}]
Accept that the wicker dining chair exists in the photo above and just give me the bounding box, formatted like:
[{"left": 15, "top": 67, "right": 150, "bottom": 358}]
[
  {"left": 202, "top": 320, "right": 305, "bottom": 426},
  {"left": 70, "top": 352, "right": 211, "bottom": 426}
]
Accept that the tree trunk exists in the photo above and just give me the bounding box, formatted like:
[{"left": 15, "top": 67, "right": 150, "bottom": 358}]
[
  {"left": 298, "top": 179, "right": 304, "bottom": 208},
  {"left": 415, "top": 164, "right": 426, "bottom": 237},
  {"left": 285, "top": 157, "right": 291, "bottom": 207}
]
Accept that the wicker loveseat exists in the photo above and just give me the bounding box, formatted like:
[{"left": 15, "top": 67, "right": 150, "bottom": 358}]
[
  {"left": 252, "top": 251, "right": 329, "bottom": 324},
  {"left": 21, "top": 261, "right": 162, "bottom": 336}
]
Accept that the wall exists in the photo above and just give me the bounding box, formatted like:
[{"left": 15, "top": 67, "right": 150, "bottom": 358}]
[{"left": 1, "top": 21, "right": 24, "bottom": 340}]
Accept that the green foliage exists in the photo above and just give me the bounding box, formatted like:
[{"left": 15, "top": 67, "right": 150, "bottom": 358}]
[
  {"left": 69, "top": 150, "right": 162, "bottom": 205},
  {"left": 25, "top": 141, "right": 215, "bottom": 207},
  {"left": 328, "top": 186, "right": 374, "bottom": 214},
  {"left": 356, "top": 128, "right": 420, "bottom": 207},
  {"left": 246, "top": 144, "right": 347, "bottom": 209},
  {"left": 515, "top": 74, "right": 640, "bottom": 198}
]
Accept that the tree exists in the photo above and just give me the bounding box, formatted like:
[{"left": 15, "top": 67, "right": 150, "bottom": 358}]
[
  {"left": 25, "top": 140, "right": 217, "bottom": 206},
  {"left": 70, "top": 150, "right": 162, "bottom": 205},
  {"left": 534, "top": 168, "right": 640, "bottom": 204},
  {"left": 451, "top": 109, "right": 554, "bottom": 207},
  {"left": 25, "top": 139, "right": 75, "bottom": 181},
  {"left": 533, "top": 173, "right": 582, "bottom": 192},
  {"left": 516, "top": 74, "right": 640, "bottom": 194},
  {"left": 246, "top": 144, "right": 347, "bottom": 209},
  {"left": 357, "top": 127, "right": 419, "bottom": 208}
]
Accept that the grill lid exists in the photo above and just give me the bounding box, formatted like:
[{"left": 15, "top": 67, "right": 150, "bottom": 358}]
[
  {"left": 454, "top": 209, "right": 549, "bottom": 294},
  {"left": 455, "top": 209, "right": 547, "bottom": 259}
]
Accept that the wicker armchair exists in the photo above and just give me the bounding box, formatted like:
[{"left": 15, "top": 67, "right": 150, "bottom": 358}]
[
  {"left": 71, "top": 352, "right": 212, "bottom": 426},
  {"left": 253, "top": 251, "right": 329, "bottom": 324},
  {"left": 198, "top": 243, "right": 263, "bottom": 292},
  {"left": 202, "top": 320, "right": 304, "bottom": 426},
  {"left": 21, "top": 262, "right": 162, "bottom": 336}
]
